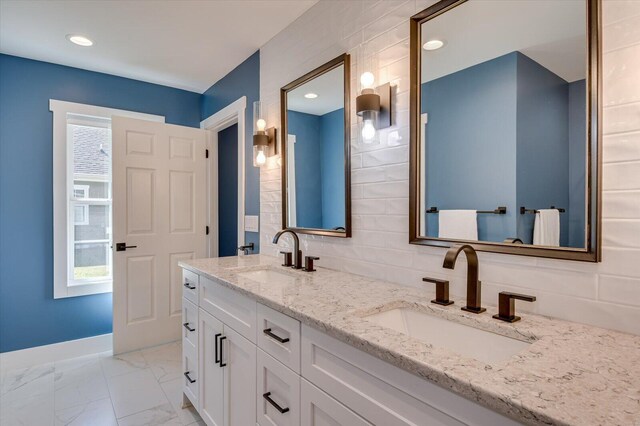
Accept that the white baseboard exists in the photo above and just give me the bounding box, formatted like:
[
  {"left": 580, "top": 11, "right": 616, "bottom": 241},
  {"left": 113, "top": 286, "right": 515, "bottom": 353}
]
[{"left": 0, "top": 333, "right": 113, "bottom": 372}]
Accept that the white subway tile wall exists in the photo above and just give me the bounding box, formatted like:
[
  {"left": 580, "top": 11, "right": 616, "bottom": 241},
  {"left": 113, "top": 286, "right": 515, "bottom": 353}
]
[{"left": 259, "top": 0, "right": 640, "bottom": 335}]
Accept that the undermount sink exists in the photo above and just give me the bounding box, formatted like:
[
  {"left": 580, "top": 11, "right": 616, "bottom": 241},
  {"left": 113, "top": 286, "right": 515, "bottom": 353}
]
[
  {"left": 236, "top": 267, "right": 298, "bottom": 286},
  {"left": 363, "top": 307, "right": 530, "bottom": 364}
]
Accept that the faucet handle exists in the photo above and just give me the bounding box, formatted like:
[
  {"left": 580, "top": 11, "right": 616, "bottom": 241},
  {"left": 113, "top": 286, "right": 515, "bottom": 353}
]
[
  {"left": 493, "top": 292, "right": 536, "bottom": 323},
  {"left": 279, "top": 251, "right": 293, "bottom": 267},
  {"left": 423, "top": 277, "right": 454, "bottom": 306},
  {"left": 303, "top": 256, "right": 319, "bottom": 272}
]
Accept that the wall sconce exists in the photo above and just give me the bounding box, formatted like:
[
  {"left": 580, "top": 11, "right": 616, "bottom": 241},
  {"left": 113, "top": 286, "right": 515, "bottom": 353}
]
[
  {"left": 253, "top": 101, "right": 277, "bottom": 167},
  {"left": 356, "top": 48, "right": 392, "bottom": 145}
]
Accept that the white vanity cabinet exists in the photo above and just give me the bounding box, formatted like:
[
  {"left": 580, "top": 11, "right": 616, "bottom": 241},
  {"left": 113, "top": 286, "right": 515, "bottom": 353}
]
[
  {"left": 182, "top": 267, "right": 522, "bottom": 426},
  {"left": 199, "top": 308, "right": 257, "bottom": 426}
]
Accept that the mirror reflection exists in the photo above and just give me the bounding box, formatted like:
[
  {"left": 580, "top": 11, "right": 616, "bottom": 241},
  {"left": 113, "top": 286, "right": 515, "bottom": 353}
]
[
  {"left": 284, "top": 63, "right": 347, "bottom": 233},
  {"left": 419, "top": 0, "right": 587, "bottom": 248}
]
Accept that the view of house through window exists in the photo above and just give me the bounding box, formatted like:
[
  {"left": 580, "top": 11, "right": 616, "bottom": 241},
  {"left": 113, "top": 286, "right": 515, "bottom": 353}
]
[{"left": 68, "top": 114, "right": 113, "bottom": 285}]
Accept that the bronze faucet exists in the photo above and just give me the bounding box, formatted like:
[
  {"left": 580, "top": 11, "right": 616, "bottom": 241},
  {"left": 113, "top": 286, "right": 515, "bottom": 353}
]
[
  {"left": 442, "top": 244, "right": 485, "bottom": 313},
  {"left": 272, "top": 229, "right": 303, "bottom": 269}
]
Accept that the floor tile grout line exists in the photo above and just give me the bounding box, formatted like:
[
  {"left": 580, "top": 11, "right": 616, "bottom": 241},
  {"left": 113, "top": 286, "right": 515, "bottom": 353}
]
[{"left": 98, "top": 351, "right": 120, "bottom": 425}]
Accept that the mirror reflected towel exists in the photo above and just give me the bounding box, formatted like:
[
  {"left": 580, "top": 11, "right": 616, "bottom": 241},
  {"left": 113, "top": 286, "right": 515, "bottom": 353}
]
[
  {"left": 533, "top": 209, "right": 560, "bottom": 247},
  {"left": 439, "top": 210, "right": 478, "bottom": 240}
]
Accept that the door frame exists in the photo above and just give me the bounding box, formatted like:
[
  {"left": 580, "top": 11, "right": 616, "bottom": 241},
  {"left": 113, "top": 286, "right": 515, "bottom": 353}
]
[{"left": 200, "top": 96, "right": 247, "bottom": 257}]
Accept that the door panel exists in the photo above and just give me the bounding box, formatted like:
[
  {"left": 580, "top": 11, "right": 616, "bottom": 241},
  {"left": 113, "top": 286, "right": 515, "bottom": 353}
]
[
  {"left": 112, "top": 116, "right": 206, "bottom": 353},
  {"left": 126, "top": 167, "right": 155, "bottom": 234},
  {"left": 170, "top": 171, "right": 195, "bottom": 233},
  {"left": 125, "top": 255, "right": 155, "bottom": 323}
]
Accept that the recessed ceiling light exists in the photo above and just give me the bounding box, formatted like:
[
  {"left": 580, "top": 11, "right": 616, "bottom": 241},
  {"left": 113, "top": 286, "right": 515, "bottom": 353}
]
[
  {"left": 423, "top": 39, "right": 444, "bottom": 51},
  {"left": 304, "top": 93, "right": 318, "bottom": 99},
  {"left": 66, "top": 34, "right": 93, "bottom": 47}
]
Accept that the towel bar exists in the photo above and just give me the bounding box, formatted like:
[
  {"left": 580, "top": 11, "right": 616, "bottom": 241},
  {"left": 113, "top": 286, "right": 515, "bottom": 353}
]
[
  {"left": 426, "top": 206, "right": 507, "bottom": 214},
  {"left": 520, "top": 206, "right": 566, "bottom": 214}
]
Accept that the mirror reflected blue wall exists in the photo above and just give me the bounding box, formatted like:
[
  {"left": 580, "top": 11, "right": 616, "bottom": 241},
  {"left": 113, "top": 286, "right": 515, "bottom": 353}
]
[
  {"left": 418, "top": 0, "right": 589, "bottom": 249},
  {"left": 287, "top": 108, "right": 345, "bottom": 230}
]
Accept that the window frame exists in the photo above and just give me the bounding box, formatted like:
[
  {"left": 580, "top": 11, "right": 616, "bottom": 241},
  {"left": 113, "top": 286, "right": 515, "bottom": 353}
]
[{"left": 51, "top": 99, "right": 164, "bottom": 299}]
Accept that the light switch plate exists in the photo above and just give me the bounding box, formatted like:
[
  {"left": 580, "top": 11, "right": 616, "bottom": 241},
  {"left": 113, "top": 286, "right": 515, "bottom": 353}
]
[{"left": 245, "top": 215, "right": 259, "bottom": 233}]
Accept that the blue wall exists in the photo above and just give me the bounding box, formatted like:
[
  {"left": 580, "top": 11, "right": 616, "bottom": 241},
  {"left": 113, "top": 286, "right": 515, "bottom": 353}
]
[
  {"left": 218, "top": 124, "right": 239, "bottom": 256},
  {"left": 568, "top": 80, "right": 587, "bottom": 248},
  {"left": 515, "top": 53, "right": 570, "bottom": 245},
  {"left": 288, "top": 109, "right": 345, "bottom": 229},
  {"left": 422, "top": 52, "right": 586, "bottom": 246},
  {"left": 0, "top": 54, "right": 201, "bottom": 353},
  {"left": 200, "top": 51, "right": 260, "bottom": 252},
  {"left": 319, "top": 109, "right": 345, "bottom": 230},
  {"left": 288, "top": 110, "right": 323, "bottom": 228},
  {"left": 422, "top": 53, "right": 518, "bottom": 242}
]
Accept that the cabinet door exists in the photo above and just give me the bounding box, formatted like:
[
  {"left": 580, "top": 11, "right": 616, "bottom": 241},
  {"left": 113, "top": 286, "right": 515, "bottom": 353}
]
[
  {"left": 199, "top": 309, "right": 225, "bottom": 426},
  {"left": 222, "top": 325, "right": 257, "bottom": 426}
]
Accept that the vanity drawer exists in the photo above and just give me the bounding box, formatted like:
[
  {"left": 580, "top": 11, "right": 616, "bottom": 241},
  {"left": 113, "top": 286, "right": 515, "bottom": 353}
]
[
  {"left": 301, "top": 378, "right": 372, "bottom": 426},
  {"left": 257, "top": 303, "right": 301, "bottom": 373},
  {"left": 182, "top": 297, "right": 198, "bottom": 352},
  {"left": 301, "top": 324, "right": 520, "bottom": 426},
  {"left": 182, "top": 341, "right": 198, "bottom": 407},
  {"left": 257, "top": 348, "right": 300, "bottom": 426},
  {"left": 182, "top": 269, "right": 199, "bottom": 304},
  {"left": 200, "top": 275, "right": 257, "bottom": 343}
]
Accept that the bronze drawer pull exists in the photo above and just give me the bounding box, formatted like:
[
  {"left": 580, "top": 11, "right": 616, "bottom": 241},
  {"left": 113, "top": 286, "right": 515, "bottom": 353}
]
[
  {"left": 263, "top": 328, "right": 289, "bottom": 343},
  {"left": 184, "top": 371, "right": 196, "bottom": 384},
  {"left": 263, "top": 392, "right": 289, "bottom": 414}
]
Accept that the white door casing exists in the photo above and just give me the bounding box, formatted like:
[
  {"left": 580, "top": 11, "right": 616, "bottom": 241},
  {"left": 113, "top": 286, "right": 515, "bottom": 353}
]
[
  {"left": 200, "top": 96, "right": 246, "bottom": 257},
  {"left": 112, "top": 116, "right": 207, "bottom": 354}
]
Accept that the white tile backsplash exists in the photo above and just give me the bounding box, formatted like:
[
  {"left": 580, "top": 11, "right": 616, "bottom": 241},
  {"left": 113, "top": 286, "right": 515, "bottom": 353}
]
[{"left": 260, "top": 0, "right": 640, "bottom": 335}]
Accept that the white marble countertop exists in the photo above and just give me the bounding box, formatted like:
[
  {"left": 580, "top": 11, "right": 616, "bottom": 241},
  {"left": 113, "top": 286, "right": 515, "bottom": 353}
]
[{"left": 180, "top": 254, "right": 640, "bottom": 426}]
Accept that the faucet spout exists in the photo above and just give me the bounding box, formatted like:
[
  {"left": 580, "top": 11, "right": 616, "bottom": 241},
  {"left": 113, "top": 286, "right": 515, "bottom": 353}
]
[
  {"left": 443, "top": 244, "right": 485, "bottom": 313},
  {"left": 272, "top": 229, "right": 303, "bottom": 269}
]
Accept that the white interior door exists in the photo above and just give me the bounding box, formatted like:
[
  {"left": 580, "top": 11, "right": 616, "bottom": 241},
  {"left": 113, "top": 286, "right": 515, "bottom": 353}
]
[{"left": 112, "top": 116, "right": 207, "bottom": 354}]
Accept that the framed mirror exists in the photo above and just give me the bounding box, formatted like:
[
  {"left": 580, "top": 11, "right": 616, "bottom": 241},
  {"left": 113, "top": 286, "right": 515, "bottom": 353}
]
[
  {"left": 280, "top": 54, "right": 351, "bottom": 237},
  {"left": 409, "top": 0, "right": 601, "bottom": 261}
]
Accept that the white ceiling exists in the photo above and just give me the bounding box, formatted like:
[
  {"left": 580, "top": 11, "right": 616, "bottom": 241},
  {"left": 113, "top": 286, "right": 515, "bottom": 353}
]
[
  {"left": 287, "top": 65, "right": 344, "bottom": 116},
  {"left": 421, "top": 0, "right": 586, "bottom": 83},
  {"left": 0, "top": 0, "right": 317, "bottom": 93}
]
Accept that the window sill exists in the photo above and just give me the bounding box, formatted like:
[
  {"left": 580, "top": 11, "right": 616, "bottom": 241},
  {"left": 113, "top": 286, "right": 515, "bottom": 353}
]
[{"left": 54, "top": 280, "right": 112, "bottom": 299}]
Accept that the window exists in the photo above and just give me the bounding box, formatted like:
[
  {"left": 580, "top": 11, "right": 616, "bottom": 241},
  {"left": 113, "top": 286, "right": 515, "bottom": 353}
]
[{"left": 51, "top": 100, "right": 164, "bottom": 298}]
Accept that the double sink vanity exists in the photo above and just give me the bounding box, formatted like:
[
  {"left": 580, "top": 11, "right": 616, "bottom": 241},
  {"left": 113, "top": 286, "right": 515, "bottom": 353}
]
[
  {"left": 179, "top": 253, "right": 640, "bottom": 426},
  {"left": 177, "top": 0, "right": 639, "bottom": 424}
]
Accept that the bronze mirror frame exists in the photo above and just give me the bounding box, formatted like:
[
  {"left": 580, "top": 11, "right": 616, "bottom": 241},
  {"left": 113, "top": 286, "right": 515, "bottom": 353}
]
[
  {"left": 408, "top": 0, "right": 602, "bottom": 261},
  {"left": 280, "top": 53, "right": 352, "bottom": 238}
]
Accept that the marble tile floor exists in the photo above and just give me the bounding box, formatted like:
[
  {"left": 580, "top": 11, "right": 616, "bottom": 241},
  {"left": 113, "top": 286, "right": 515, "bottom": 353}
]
[{"left": 0, "top": 341, "right": 204, "bottom": 426}]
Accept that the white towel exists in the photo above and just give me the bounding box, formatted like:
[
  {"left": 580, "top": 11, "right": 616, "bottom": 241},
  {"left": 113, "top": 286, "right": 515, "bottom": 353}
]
[
  {"left": 438, "top": 210, "right": 478, "bottom": 240},
  {"left": 533, "top": 209, "right": 560, "bottom": 246}
]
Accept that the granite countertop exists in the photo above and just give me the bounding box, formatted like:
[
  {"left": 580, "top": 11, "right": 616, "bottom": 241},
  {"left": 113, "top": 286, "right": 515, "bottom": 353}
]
[{"left": 180, "top": 255, "right": 640, "bottom": 426}]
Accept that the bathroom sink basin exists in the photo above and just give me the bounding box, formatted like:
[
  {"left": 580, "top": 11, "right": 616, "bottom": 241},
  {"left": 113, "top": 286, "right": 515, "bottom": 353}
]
[
  {"left": 236, "top": 267, "right": 298, "bottom": 286},
  {"left": 363, "top": 307, "right": 530, "bottom": 364}
]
